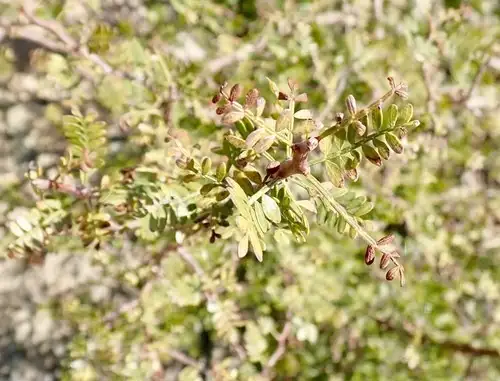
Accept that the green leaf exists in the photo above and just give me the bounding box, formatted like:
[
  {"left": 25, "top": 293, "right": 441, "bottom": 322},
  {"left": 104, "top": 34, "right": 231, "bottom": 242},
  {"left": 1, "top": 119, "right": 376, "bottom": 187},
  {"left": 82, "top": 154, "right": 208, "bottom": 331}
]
[
  {"left": 201, "top": 157, "right": 212, "bottom": 175},
  {"left": 222, "top": 111, "right": 245, "bottom": 124},
  {"left": 353, "top": 201, "right": 374, "bottom": 216},
  {"left": 238, "top": 234, "right": 249, "bottom": 258},
  {"left": 326, "top": 161, "right": 345, "bottom": 188},
  {"left": 225, "top": 135, "right": 247, "bottom": 149},
  {"left": 262, "top": 194, "right": 281, "bottom": 223},
  {"left": 246, "top": 128, "right": 267, "bottom": 148},
  {"left": 372, "top": 105, "right": 383, "bottom": 130},
  {"left": 226, "top": 178, "right": 252, "bottom": 219},
  {"left": 386, "top": 132, "right": 403, "bottom": 153},
  {"left": 296, "top": 199, "right": 317, "bottom": 213},
  {"left": 294, "top": 109, "right": 313, "bottom": 119},
  {"left": 253, "top": 202, "right": 270, "bottom": 234},
  {"left": 244, "top": 169, "right": 262, "bottom": 184},
  {"left": 248, "top": 228, "right": 263, "bottom": 261},
  {"left": 253, "top": 135, "right": 275, "bottom": 153},
  {"left": 373, "top": 138, "right": 391, "bottom": 160},
  {"left": 200, "top": 183, "right": 218, "bottom": 195},
  {"left": 362, "top": 144, "right": 382, "bottom": 166},
  {"left": 266, "top": 77, "right": 280, "bottom": 97},
  {"left": 387, "top": 104, "right": 399, "bottom": 129},
  {"left": 244, "top": 322, "right": 268, "bottom": 362},
  {"left": 216, "top": 162, "right": 227, "bottom": 181},
  {"left": 399, "top": 103, "right": 413, "bottom": 125}
]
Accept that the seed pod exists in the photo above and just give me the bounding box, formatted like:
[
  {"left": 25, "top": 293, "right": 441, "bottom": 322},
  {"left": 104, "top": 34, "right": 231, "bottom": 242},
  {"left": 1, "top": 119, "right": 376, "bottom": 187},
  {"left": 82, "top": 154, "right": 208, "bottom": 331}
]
[
  {"left": 386, "top": 266, "right": 398, "bottom": 281},
  {"left": 212, "top": 93, "right": 221, "bottom": 104},
  {"left": 216, "top": 103, "right": 231, "bottom": 115},
  {"left": 346, "top": 95, "right": 357, "bottom": 116},
  {"left": 229, "top": 84, "right": 243, "bottom": 102},
  {"left": 377, "top": 234, "right": 395, "bottom": 246},
  {"left": 245, "top": 88, "right": 259, "bottom": 108},
  {"left": 278, "top": 91, "right": 289, "bottom": 101},
  {"left": 353, "top": 121, "right": 366, "bottom": 136},
  {"left": 365, "top": 245, "right": 375, "bottom": 265},
  {"left": 379, "top": 253, "right": 391, "bottom": 270}
]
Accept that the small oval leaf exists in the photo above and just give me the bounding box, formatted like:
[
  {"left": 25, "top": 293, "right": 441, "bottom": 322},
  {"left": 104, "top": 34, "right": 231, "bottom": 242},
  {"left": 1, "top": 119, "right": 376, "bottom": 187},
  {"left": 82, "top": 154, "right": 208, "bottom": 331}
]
[
  {"left": 262, "top": 194, "right": 281, "bottom": 223},
  {"left": 294, "top": 109, "right": 313, "bottom": 120}
]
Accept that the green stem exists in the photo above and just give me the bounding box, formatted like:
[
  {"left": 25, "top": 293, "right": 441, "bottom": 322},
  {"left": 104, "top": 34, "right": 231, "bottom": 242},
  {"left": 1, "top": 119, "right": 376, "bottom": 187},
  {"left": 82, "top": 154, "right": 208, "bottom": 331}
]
[
  {"left": 311, "top": 127, "right": 393, "bottom": 167},
  {"left": 318, "top": 86, "right": 396, "bottom": 141},
  {"left": 287, "top": 98, "right": 295, "bottom": 158},
  {"left": 303, "top": 174, "right": 377, "bottom": 247}
]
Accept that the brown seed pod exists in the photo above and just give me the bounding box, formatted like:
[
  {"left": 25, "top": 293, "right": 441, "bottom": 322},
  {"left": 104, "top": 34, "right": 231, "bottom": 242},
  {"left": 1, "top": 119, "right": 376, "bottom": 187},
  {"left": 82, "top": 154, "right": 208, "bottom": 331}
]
[
  {"left": 386, "top": 266, "right": 399, "bottom": 281},
  {"left": 365, "top": 245, "right": 375, "bottom": 265},
  {"left": 229, "top": 84, "right": 243, "bottom": 102}
]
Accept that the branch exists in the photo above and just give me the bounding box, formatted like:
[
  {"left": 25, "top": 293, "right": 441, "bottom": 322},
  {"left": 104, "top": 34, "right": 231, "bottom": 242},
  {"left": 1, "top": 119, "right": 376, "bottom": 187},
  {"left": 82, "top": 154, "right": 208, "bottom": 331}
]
[
  {"left": 375, "top": 318, "right": 500, "bottom": 358},
  {"left": 261, "top": 320, "right": 293, "bottom": 379},
  {"left": 20, "top": 1, "right": 137, "bottom": 80}
]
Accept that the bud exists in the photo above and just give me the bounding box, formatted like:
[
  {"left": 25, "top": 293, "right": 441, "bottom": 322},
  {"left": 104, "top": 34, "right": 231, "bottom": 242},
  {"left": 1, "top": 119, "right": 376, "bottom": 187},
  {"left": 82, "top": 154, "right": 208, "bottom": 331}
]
[
  {"left": 295, "top": 93, "right": 308, "bottom": 103},
  {"left": 362, "top": 145, "right": 382, "bottom": 166},
  {"left": 386, "top": 133, "right": 403, "bottom": 154},
  {"left": 229, "top": 84, "right": 243, "bottom": 102},
  {"left": 379, "top": 253, "right": 391, "bottom": 270},
  {"left": 353, "top": 121, "right": 366, "bottom": 136},
  {"left": 278, "top": 91, "right": 289, "bottom": 101},
  {"left": 216, "top": 162, "right": 226, "bottom": 181},
  {"left": 399, "top": 267, "right": 406, "bottom": 287},
  {"left": 386, "top": 266, "right": 398, "bottom": 281},
  {"left": 201, "top": 157, "right": 212, "bottom": 175},
  {"left": 216, "top": 103, "right": 231, "bottom": 115},
  {"left": 377, "top": 234, "right": 395, "bottom": 246},
  {"left": 364, "top": 245, "right": 375, "bottom": 265},
  {"left": 212, "top": 93, "right": 221, "bottom": 104},
  {"left": 346, "top": 95, "right": 357, "bottom": 116},
  {"left": 245, "top": 88, "right": 259, "bottom": 108},
  {"left": 387, "top": 76, "right": 396, "bottom": 89},
  {"left": 335, "top": 112, "right": 344, "bottom": 123}
]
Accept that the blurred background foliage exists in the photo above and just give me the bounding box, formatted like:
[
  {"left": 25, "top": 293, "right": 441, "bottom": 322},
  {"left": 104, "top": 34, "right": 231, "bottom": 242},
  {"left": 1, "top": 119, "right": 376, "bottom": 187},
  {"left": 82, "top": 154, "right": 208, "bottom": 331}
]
[{"left": 0, "top": 0, "right": 500, "bottom": 380}]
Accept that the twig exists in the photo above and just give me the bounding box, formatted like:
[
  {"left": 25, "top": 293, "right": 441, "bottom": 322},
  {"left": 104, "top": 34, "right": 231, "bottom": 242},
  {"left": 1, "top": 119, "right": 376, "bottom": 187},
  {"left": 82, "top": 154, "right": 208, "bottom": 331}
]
[
  {"left": 166, "top": 349, "right": 202, "bottom": 369},
  {"left": 459, "top": 53, "right": 492, "bottom": 104},
  {"left": 261, "top": 320, "right": 293, "bottom": 379},
  {"left": 375, "top": 317, "right": 500, "bottom": 358},
  {"left": 20, "top": 1, "right": 137, "bottom": 80},
  {"left": 205, "top": 22, "right": 271, "bottom": 74},
  {"left": 103, "top": 299, "right": 140, "bottom": 325}
]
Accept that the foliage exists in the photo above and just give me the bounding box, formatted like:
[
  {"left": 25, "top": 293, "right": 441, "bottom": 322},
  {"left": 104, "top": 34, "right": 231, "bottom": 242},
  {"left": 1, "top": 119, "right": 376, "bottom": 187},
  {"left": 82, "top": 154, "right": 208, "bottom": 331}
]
[{"left": 1, "top": 0, "right": 500, "bottom": 380}]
